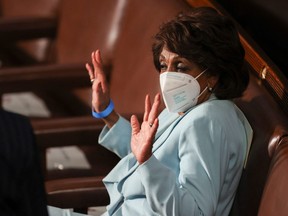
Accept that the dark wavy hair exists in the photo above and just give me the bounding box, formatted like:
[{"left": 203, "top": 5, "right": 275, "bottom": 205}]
[{"left": 152, "top": 7, "right": 249, "bottom": 99}]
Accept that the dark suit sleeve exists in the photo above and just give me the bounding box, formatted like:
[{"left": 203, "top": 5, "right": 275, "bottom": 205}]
[{"left": 0, "top": 110, "right": 48, "bottom": 216}]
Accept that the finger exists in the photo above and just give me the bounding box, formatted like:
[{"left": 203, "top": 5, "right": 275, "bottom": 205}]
[
  {"left": 94, "top": 50, "right": 109, "bottom": 93},
  {"left": 148, "top": 93, "right": 161, "bottom": 124},
  {"left": 91, "top": 51, "right": 100, "bottom": 78},
  {"left": 92, "top": 50, "right": 104, "bottom": 75},
  {"left": 131, "top": 115, "right": 140, "bottom": 135},
  {"left": 95, "top": 50, "right": 109, "bottom": 92},
  {"left": 151, "top": 118, "right": 159, "bottom": 135},
  {"left": 143, "top": 94, "right": 151, "bottom": 122},
  {"left": 146, "top": 118, "right": 159, "bottom": 145},
  {"left": 91, "top": 51, "right": 97, "bottom": 74},
  {"left": 90, "top": 50, "right": 106, "bottom": 91},
  {"left": 96, "top": 49, "right": 102, "bottom": 64},
  {"left": 85, "top": 63, "right": 94, "bottom": 80}
]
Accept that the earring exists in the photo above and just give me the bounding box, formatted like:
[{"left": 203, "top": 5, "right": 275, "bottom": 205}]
[{"left": 207, "top": 84, "right": 213, "bottom": 92}]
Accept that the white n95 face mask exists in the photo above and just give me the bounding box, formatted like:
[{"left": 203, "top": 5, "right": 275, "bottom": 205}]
[{"left": 160, "top": 70, "right": 207, "bottom": 113}]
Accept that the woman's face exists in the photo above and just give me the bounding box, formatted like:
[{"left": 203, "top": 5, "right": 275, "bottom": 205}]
[
  {"left": 159, "top": 47, "right": 202, "bottom": 76},
  {"left": 159, "top": 47, "right": 217, "bottom": 105}
]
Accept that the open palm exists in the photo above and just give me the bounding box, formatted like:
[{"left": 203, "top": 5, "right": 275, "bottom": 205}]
[{"left": 131, "top": 94, "right": 161, "bottom": 164}]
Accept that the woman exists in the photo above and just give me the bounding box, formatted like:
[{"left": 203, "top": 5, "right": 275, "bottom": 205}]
[{"left": 86, "top": 7, "right": 253, "bottom": 216}]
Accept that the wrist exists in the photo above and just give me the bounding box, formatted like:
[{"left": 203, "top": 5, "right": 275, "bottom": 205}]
[
  {"left": 102, "top": 110, "right": 120, "bottom": 128},
  {"left": 92, "top": 100, "right": 114, "bottom": 119}
]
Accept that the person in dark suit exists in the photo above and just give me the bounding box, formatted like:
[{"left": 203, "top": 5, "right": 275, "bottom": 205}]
[{"left": 0, "top": 108, "right": 48, "bottom": 216}]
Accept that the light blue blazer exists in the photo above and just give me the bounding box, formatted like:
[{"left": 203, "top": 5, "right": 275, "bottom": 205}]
[{"left": 98, "top": 96, "right": 252, "bottom": 216}]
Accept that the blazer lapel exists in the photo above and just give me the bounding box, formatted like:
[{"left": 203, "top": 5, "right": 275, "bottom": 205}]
[
  {"left": 103, "top": 152, "right": 135, "bottom": 183},
  {"left": 151, "top": 114, "right": 186, "bottom": 152}
]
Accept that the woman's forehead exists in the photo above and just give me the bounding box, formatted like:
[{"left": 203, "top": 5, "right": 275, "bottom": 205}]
[{"left": 160, "top": 47, "right": 179, "bottom": 60}]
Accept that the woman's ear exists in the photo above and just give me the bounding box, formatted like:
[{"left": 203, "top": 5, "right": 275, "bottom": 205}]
[{"left": 207, "top": 75, "right": 219, "bottom": 91}]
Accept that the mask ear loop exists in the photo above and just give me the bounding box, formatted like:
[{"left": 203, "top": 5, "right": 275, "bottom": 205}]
[
  {"left": 196, "top": 68, "right": 216, "bottom": 93},
  {"left": 194, "top": 68, "right": 209, "bottom": 100},
  {"left": 193, "top": 86, "right": 208, "bottom": 102},
  {"left": 194, "top": 68, "right": 210, "bottom": 101},
  {"left": 195, "top": 68, "right": 208, "bottom": 79}
]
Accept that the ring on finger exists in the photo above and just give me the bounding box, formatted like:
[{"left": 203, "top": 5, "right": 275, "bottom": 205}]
[
  {"left": 149, "top": 123, "right": 153, "bottom": 127},
  {"left": 90, "top": 78, "right": 95, "bottom": 84}
]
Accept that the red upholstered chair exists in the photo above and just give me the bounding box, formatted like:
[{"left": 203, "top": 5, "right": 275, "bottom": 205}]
[
  {"left": 0, "top": 0, "right": 61, "bottom": 66},
  {"left": 257, "top": 137, "right": 288, "bottom": 216},
  {"left": 231, "top": 72, "right": 288, "bottom": 216}
]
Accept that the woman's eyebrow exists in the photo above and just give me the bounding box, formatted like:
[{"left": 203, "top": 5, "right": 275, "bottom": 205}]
[
  {"left": 172, "top": 57, "right": 187, "bottom": 63},
  {"left": 159, "top": 54, "right": 182, "bottom": 61}
]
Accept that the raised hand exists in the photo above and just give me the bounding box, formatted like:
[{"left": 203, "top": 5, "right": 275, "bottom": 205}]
[
  {"left": 130, "top": 94, "right": 161, "bottom": 164},
  {"left": 86, "top": 50, "right": 110, "bottom": 113},
  {"left": 86, "top": 50, "right": 119, "bottom": 127}
]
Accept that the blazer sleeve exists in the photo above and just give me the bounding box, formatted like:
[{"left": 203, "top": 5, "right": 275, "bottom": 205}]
[{"left": 99, "top": 116, "right": 132, "bottom": 158}]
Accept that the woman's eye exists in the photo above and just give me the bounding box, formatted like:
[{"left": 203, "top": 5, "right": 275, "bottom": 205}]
[
  {"left": 176, "top": 66, "right": 189, "bottom": 72},
  {"left": 160, "top": 63, "right": 167, "bottom": 72},
  {"left": 176, "top": 63, "right": 189, "bottom": 72}
]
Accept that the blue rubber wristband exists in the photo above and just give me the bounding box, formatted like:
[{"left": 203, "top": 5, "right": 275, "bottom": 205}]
[{"left": 92, "top": 100, "right": 114, "bottom": 118}]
